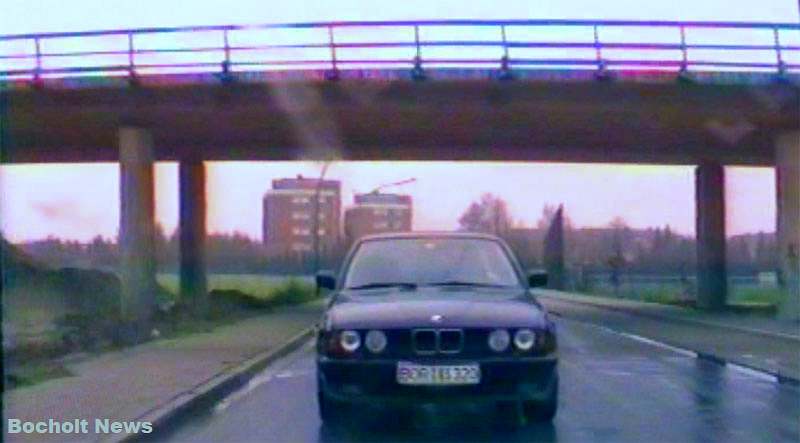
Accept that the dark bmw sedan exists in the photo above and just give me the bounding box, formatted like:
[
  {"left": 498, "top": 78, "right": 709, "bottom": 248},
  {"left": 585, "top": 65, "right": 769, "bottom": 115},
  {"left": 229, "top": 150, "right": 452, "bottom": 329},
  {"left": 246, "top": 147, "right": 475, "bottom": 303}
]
[{"left": 315, "top": 232, "right": 558, "bottom": 428}]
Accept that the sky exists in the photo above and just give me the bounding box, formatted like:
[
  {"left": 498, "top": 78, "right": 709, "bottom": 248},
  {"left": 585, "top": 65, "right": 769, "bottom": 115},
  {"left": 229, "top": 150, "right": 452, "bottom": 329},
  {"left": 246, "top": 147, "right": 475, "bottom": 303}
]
[
  {"left": 1, "top": 0, "right": 797, "bottom": 34},
  {"left": 0, "top": 0, "right": 795, "bottom": 242},
  {"left": 0, "top": 162, "right": 776, "bottom": 242}
]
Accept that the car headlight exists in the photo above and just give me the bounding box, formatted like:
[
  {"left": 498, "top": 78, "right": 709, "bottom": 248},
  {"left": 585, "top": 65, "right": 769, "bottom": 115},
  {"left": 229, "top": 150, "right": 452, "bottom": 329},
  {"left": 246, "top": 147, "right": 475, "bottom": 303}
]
[
  {"left": 364, "top": 330, "right": 387, "bottom": 354},
  {"left": 488, "top": 329, "right": 510, "bottom": 352},
  {"left": 339, "top": 330, "right": 361, "bottom": 353},
  {"left": 514, "top": 329, "right": 536, "bottom": 351}
]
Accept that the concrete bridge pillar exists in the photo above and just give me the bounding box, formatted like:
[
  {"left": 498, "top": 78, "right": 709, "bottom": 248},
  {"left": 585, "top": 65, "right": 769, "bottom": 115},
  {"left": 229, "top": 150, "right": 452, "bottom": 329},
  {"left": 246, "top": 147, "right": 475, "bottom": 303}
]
[
  {"left": 179, "top": 159, "right": 208, "bottom": 316},
  {"left": 119, "top": 127, "right": 157, "bottom": 338},
  {"left": 776, "top": 131, "right": 800, "bottom": 320},
  {"left": 695, "top": 162, "right": 727, "bottom": 310}
]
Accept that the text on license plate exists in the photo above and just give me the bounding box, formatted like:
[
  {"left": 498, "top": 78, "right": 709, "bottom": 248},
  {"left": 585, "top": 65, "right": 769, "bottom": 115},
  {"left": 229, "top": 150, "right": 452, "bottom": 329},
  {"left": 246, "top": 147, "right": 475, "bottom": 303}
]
[{"left": 396, "top": 362, "right": 481, "bottom": 385}]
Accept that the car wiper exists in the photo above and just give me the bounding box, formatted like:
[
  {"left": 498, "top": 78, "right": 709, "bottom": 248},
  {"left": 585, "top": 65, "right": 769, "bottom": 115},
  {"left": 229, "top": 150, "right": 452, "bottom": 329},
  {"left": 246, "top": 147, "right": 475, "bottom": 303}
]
[
  {"left": 426, "top": 281, "right": 511, "bottom": 288},
  {"left": 346, "top": 282, "right": 418, "bottom": 290}
]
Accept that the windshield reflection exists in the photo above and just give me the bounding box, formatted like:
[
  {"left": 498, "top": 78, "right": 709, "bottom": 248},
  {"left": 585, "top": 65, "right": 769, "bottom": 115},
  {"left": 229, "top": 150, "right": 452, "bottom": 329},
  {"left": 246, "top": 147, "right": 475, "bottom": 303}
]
[{"left": 343, "top": 238, "right": 522, "bottom": 290}]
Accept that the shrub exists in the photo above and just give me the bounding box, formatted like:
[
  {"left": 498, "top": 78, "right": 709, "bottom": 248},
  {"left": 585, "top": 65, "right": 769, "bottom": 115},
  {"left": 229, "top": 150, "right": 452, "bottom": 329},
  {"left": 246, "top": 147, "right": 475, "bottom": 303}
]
[
  {"left": 207, "top": 289, "right": 271, "bottom": 319},
  {"left": 266, "top": 278, "right": 316, "bottom": 307}
]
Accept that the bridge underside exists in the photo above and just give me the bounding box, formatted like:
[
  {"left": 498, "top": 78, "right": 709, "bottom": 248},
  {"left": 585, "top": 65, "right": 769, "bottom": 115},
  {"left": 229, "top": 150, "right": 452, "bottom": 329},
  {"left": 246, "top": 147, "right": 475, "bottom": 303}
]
[
  {"left": 1, "top": 72, "right": 798, "bottom": 330},
  {"left": 2, "top": 72, "right": 798, "bottom": 165}
]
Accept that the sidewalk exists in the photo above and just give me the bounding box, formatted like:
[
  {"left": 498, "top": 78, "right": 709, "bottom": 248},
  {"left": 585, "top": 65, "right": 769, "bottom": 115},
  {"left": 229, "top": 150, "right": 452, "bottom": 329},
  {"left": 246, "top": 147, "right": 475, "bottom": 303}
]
[
  {"left": 3, "top": 300, "right": 325, "bottom": 443},
  {"left": 536, "top": 289, "right": 800, "bottom": 340},
  {"left": 536, "top": 290, "right": 800, "bottom": 382}
]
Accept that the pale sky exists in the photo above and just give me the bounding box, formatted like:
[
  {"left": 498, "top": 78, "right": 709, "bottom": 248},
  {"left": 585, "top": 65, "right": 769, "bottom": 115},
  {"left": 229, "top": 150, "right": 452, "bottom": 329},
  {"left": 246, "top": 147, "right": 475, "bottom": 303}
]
[
  {"left": 0, "top": 0, "right": 794, "bottom": 242},
  {"left": 0, "top": 162, "right": 776, "bottom": 242},
  {"left": 1, "top": 0, "right": 797, "bottom": 34}
]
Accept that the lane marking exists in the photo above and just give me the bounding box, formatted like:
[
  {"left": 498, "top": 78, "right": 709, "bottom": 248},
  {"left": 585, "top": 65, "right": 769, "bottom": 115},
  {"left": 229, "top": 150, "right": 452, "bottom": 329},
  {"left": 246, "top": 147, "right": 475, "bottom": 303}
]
[
  {"left": 275, "top": 369, "right": 314, "bottom": 379},
  {"left": 726, "top": 363, "right": 779, "bottom": 383},
  {"left": 213, "top": 339, "right": 314, "bottom": 413},
  {"left": 553, "top": 316, "right": 791, "bottom": 385},
  {"left": 556, "top": 315, "right": 698, "bottom": 359},
  {"left": 540, "top": 294, "right": 800, "bottom": 344},
  {"left": 614, "top": 331, "right": 698, "bottom": 358}
]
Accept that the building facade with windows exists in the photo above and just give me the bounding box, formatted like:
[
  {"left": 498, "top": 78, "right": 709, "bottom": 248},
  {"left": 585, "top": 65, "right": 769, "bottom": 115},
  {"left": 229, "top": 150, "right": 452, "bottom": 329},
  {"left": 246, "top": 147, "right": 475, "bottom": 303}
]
[
  {"left": 344, "top": 192, "right": 413, "bottom": 245},
  {"left": 262, "top": 175, "right": 342, "bottom": 259}
]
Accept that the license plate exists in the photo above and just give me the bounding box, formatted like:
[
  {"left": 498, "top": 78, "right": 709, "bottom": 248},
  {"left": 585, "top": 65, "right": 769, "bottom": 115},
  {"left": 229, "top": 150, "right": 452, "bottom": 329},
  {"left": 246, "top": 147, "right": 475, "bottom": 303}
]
[{"left": 396, "top": 361, "right": 481, "bottom": 385}]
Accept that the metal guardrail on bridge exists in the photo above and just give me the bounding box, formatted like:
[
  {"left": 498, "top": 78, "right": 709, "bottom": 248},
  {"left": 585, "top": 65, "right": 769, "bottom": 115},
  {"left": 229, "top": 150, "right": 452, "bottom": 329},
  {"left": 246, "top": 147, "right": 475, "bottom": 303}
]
[{"left": 1, "top": 19, "right": 799, "bottom": 82}]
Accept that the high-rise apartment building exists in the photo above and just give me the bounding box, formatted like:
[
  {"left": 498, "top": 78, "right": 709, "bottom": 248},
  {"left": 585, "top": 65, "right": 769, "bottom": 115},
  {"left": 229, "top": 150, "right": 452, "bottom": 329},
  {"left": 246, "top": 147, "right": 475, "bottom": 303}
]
[
  {"left": 344, "top": 192, "right": 412, "bottom": 245},
  {"left": 262, "top": 175, "right": 341, "bottom": 258}
]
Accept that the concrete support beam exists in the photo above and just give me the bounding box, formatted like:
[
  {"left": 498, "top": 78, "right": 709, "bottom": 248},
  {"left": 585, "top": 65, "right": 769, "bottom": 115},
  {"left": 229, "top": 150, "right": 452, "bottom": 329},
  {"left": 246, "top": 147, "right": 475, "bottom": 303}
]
[
  {"left": 695, "top": 162, "right": 727, "bottom": 310},
  {"left": 179, "top": 159, "right": 208, "bottom": 316},
  {"left": 119, "top": 127, "right": 157, "bottom": 338},
  {"left": 776, "top": 132, "right": 800, "bottom": 320}
]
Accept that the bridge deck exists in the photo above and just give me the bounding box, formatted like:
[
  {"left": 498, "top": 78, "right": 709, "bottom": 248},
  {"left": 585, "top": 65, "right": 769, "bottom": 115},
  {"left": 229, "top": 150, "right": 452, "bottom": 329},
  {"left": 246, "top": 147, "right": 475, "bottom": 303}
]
[{"left": 1, "top": 69, "right": 798, "bottom": 165}]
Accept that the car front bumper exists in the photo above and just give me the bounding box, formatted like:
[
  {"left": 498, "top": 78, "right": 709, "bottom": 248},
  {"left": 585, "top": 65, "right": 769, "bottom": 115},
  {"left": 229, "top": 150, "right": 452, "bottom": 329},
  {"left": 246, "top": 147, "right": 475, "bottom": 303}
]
[{"left": 317, "top": 355, "right": 557, "bottom": 406}]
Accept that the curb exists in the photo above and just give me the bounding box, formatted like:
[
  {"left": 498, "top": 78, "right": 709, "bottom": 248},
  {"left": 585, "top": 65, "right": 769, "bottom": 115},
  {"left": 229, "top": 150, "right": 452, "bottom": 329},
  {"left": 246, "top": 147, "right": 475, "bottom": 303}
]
[
  {"left": 537, "top": 292, "right": 800, "bottom": 344},
  {"left": 550, "top": 311, "right": 800, "bottom": 386},
  {"left": 111, "top": 326, "right": 316, "bottom": 443}
]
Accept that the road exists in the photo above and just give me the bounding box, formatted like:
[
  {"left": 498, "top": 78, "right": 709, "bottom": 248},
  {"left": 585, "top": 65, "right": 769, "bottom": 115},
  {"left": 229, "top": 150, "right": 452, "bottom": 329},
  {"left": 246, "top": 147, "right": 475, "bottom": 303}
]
[{"left": 152, "top": 317, "right": 799, "bottom": 443}]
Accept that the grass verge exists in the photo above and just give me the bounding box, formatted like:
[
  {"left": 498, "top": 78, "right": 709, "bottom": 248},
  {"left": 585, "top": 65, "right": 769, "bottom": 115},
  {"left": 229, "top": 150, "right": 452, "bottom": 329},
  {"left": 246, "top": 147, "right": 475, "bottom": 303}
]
[
  {"left": 6, "top": 361, "right": 73, "bottom": 389},
  {"left": 153, "top": 277, "right": 317, "bottom": 338},
  {"left": 585, "top": 284, "right": 785, "bottom": 313},
  {"left": 5, "top": 276, "right": 317, "bottom": 390},
  {"left": 156, "top": 274, "right": 311, "bottom": 301}
]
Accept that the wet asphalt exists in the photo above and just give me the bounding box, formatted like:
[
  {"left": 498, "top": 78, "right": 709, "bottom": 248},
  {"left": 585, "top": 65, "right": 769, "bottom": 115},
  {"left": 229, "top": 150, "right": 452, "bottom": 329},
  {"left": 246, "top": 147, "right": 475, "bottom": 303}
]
[{"left": 153, "top": 318, "right": 800, "bottom": 443}]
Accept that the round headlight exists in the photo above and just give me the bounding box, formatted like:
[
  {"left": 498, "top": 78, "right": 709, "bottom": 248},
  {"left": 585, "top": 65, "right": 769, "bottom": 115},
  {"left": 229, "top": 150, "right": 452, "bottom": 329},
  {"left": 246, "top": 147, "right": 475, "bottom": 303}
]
[
  {"left": 514, "top": 329, "right": 536, "bottom": 351},
  {"left": 364, "top": 330, "right": 387, "bottom": 354},
  {"left": 339, "top": 330, "right": 361, "bottom": 352},
  {"left": 488, "top": 329, "right": 510, "bottom": 352}
]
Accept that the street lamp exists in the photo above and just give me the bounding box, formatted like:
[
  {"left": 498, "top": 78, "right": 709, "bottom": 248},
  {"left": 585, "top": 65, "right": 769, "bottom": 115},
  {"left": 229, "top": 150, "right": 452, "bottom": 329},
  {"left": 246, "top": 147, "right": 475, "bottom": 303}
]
[{"left": 312, "top": 162, "right": 331, "bottom": 273}]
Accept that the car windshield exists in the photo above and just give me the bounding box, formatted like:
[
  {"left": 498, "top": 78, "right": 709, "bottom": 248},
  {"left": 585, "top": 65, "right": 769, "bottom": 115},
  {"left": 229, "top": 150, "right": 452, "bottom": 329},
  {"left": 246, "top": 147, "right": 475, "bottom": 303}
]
[{"left": 343, "top": 237, "right": 521, "bottom": 290}]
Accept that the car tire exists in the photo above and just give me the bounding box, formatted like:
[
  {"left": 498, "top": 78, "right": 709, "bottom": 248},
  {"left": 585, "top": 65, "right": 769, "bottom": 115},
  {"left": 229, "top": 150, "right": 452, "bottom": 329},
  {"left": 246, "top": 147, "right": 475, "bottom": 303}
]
[{"left": 523, "top": 376, "right": 559, "bottom": 423}]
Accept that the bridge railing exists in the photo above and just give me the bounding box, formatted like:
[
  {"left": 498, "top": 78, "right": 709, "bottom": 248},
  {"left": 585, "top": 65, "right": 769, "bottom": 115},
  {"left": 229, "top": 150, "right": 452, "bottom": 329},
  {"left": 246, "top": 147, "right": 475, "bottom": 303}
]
[{"left": 1, "top": 19, "right": 798, "bottom": 81}]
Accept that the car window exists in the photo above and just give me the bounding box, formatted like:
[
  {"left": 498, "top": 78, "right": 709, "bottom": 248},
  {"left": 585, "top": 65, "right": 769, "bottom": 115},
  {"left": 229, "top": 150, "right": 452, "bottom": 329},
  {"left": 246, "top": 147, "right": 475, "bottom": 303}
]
[{"left": 343, "top": 238, "right": 521, "bottom": 289}]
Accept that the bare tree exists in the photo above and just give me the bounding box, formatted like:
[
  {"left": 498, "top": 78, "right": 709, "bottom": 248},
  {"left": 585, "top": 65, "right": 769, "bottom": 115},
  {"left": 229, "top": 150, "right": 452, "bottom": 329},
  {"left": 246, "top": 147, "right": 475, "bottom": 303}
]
[{"left": 458, "top": 194, "right": 513, "bottom": 235}]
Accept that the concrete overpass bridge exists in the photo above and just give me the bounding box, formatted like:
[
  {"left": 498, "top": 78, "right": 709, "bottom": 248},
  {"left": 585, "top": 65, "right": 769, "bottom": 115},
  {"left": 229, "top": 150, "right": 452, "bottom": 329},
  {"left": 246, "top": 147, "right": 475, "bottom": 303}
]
[{"left": 1, "top": 19, "right": 799, "bottom": 333}]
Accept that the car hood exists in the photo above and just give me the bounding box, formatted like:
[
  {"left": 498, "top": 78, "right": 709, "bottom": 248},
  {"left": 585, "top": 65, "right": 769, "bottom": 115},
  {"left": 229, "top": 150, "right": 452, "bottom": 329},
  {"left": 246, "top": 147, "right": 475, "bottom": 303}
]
[{"left": 325, "top": 287, "right": 549, "bottom": 329}]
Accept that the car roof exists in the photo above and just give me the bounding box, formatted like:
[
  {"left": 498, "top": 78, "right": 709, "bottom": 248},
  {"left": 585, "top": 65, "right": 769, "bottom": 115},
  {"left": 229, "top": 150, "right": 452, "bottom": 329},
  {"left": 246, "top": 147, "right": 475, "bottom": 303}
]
[{"left": 358, "top": 231, "right": 503, "bottom": 242}]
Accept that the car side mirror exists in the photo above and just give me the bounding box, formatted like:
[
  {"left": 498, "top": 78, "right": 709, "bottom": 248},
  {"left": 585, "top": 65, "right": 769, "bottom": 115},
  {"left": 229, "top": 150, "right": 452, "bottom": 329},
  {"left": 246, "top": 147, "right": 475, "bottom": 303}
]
[
  {"left": 316, "top": 270, "right": 336, "bottom": 291},
  {"left": 528, "top": 270, "right": 548, "bottom": 288}
]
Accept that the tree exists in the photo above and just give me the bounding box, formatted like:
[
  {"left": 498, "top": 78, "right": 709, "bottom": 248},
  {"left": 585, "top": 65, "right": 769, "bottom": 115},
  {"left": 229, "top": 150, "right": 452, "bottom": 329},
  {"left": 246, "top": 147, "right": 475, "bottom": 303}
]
[
  {"left": 754, "top": 231, "right": 777, "bottom": 273},
  {"left": 608, "top": 216, "right": 628, "bottom": 231},
  {"left": 457, "top": 194, "right": 513, "bottom": 235},
  {"left": 87, "top": 235, "right": 116, "bottom": 269},
  {"left": 544, "top": 205, "right": 566, "bottom": 289},
  {"left": 607, "top": 217, "right": 629, "bottom": 293},
  {"left": 727, "top": 236, "right": 753, "bottom": 274},
  {"left": 153, "top": 223, "right": 173, "bottom": 271},
  {"left": 537, "top": 204, "right": 573, "bottom": 230}
]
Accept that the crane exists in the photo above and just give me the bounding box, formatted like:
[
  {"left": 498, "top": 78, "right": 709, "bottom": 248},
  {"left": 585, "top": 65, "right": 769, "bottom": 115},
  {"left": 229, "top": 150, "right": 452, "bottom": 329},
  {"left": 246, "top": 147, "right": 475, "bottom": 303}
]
[{"left": 368, "top": 178, "right": 416, "bottom": 194}]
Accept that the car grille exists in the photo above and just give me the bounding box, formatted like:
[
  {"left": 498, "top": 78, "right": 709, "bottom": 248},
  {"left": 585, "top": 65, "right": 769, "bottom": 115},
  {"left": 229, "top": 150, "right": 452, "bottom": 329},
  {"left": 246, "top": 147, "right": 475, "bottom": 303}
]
[
  {"left": 438, "top": 329, "right": 464, "bottom": 353},
  {"left": 411, "top": 329, "right": 437, "bottom": 354},
  {"left": 411, "top": 329, "right": 464, "bottom": 355},
  {"left": 356, "top": 328, "right": 552, "bottom": 360}
]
